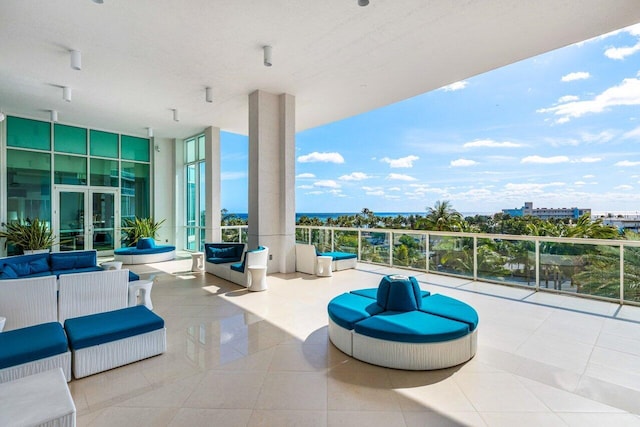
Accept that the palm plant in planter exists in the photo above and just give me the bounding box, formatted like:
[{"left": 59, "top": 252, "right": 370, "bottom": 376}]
[
  {"left": 121, "top": 217, "right": 165, "bottom": 247},
  {"left": 0, "top": 218, "right": 56, "bottom": 253}
]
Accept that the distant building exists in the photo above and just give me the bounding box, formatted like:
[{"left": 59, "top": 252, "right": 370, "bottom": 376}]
[{"left": 502, "top": 202, "right": 590, "bottom": 220}]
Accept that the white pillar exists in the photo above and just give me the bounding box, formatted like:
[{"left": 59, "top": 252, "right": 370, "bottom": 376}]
[
  {"left": 248, "top": 90, "right": 296, "bottom": 273},
  {"left": 205, "top": 126, "right": 221, "bottom": 242}
]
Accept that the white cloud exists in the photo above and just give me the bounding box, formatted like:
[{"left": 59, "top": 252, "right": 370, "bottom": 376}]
[
  {"left": 441, "top": 81, "right": 468, "bottom": 91},
  {"left": 314, "top": 180, "right": 341, "bottom": 188},
  {"left": 387, "top": 173, "right": 417, "bottom": 181},
  {"left": 558, "top": 95, "right": 579, "bottom": 103},
  {"left": 605, "top": 41, "right": 640, "bottom": 60},
  {"left": 463, "top": 139, "right": 522, "bottom": 148},
  {"left": 561, "top": 72, "right": 591, "bottom": 82},
  {"left": 361, "top": 186, "right": 381, "bottom": 192},
  {"left": 574, "top": 181, "right": 586, "bottom": 185},
  {"left": 306, "top": 191, "right": 324, "bottom": 195},
  {"left": 581, "top": 131, "right": 616, "bottom": 143},
  {"left": 296, "top": 173, "right": 316, "bottom": 178},
  {"left": 583, "top": 174, "right": 595, "bottom": 178},
  {"left": 388, "top": 187, "right": 401, "bottom": 191},
  {"left": 623, "top": 126, "right": 640, "bottom": 140},
  {"left": 297, "top": 185, "right": 313, "bottom": 189},
  {"left": 339, "top": 172, "right": 370, "bottom": 181},
  {"left": 521, "top": 155, "right": 569, "bottom": 164},
  {"left": 450, "top": 158, "right": 478, "bottom": 167},
  {"left": 221, "top": 171, "right": 247, "bottom": 180},
  {"left": 573, "top": 157, "right": 602, "bottom": 163},
  {"left": 504, "top": 182, "right": 566, "bottom": 191},
  {"left": 366, "top": 190, "right": 385, "bottom": 196},
  {"left": 615, "top": 184, "right": 634, "bottom": 190},
  {"left": 615, "top": 160, "right": 640, "bottom": 167},
  {"left": 381, "top": 155, "right": 419, "bottom": 168},
  {"left": 297, "top": 152, "right": 345, "bottom": 163},
  {"left": 537, "top": 77, "right": 640, "bottom": 123}
]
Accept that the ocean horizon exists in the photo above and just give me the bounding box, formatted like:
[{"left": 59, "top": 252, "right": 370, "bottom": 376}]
[{"left": 226, "top": 211, "right": 496, "bottom": 221}]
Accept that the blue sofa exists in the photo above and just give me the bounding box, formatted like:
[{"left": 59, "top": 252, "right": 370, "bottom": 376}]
[
  {"left": 0, "top": 250, "right": 139, "bottom": 282},
  {"left": 114, "top": 237, "right": 175, "bottom": 264},
  {"left": 327, "top": 274, "right": 478, "bottom": 370},
  {"left": 204, "top": 243, "right": 269, "bottom": 287}
]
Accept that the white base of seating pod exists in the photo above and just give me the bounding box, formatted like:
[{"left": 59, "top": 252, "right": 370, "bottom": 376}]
[
  {"left": 0, "top": 352, "right": 71, "bottom": 384},
  {"left": 114, "top": 250, "right": 176, "bottom": 265},
  {"left": 328, "top": 317, "right": 477, "bottom": 370},
  {"left": 72, "top": 329, "right": 166, "bottom": 378}
]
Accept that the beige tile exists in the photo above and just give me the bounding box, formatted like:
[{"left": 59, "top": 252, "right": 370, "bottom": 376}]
[
  {"left": 479, "top": 412, "right": 566, "bottom": 427},
  {"left": 249, "top": 410, "right": 327, "bottom": 427},
  {"left": 557, "top": 412, "right": 640, "bottom": 427},
  {"left": 183, "top": 371, "right": 267, "bottom": 409},
  {"left": 328, "top": 410, "right": 406, "bottom": 427},
  {"left": 168, "top": 408, "right": 252, "bottom": 427},
  {"left": 403, "top": 410, "right": 487, "bottom": 427},
  {"left": 84, "top": 406, "right": 178, "bottom": 427},
  {"left": 255, "top": 372, "right": 328, "bottom": 410}
]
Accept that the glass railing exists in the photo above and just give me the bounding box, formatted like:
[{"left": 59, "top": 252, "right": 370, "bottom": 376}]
[{"left": 220, "top": 224, "right": 640, "bottom": 305}]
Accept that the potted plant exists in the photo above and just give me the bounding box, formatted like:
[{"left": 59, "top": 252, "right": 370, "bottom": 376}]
[
  {"left": 121, "top": 217, "right": 165, "bottom": 247},
  {"left": 0, "top": 218, "right": 56, "bottom": 253}
]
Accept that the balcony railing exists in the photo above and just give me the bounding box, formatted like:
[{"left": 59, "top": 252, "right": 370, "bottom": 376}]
[{"left": 221, "top": 225, "right": 640, "bottom": 305}]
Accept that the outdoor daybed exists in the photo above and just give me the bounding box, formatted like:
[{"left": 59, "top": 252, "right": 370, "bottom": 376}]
[
  {"left": 204, "top": 243, "right": 269, "bottom": 287},
  {"left": 114, "top": 237, "right": 176, "bottom": 264},
  {"left": 328, "top": 274, "right": 478, "bottom": 370},
  {"left": 295, "top": 243, "right": 357, "bottom": 275}
]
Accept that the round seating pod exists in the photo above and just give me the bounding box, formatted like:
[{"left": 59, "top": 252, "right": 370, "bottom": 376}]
[
  {"left": 327, "top": 274, "right": 479, "bottom": 370},
  {"left": 114, "top": 239, "right": 176, "bottom": 265}
]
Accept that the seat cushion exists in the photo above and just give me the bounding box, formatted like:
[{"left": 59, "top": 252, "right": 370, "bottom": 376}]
[
  {"left": 0, "top": 253, "right": 50, "bottom": 278},
  {"left": 354, "top": 311, "right": 470, "bottom": 343},
  {"left": 351, "top": 288, "right": 430, "bottom": 300},
  {"left": 0, "top": 322, "right": 68, "bottom": 369},
  {"left": 129, "top": 271, "right": 140, "bottom": 282},
  {"left": 114, "top": 246, "right": 175, "bottom": 255},
  {"left": 420, "top": 294, "right": 479, "bottom": 331},
  {"left": 230, "top": 262, "right": 244, "bottom": 272},
  {"left": 0, "top": 264, "right": 18, "bottom": 279},
  {"left": 328, "top": 293, "right": 384, "bottom": 330},
  {"left": 65, "top": 305, "right": 165, "bottom": 350},
  {"left": 320, "top": 251, "right": 357, "bottom": 261},
  {"left": 53, "top": 266, "right": 104, "bottom": 278},
  {"left": 207, "top": 257, "right": 239, "bottom": 265},
  {"left": 50, "top": 251, "right": 97, "bottom": 270}
]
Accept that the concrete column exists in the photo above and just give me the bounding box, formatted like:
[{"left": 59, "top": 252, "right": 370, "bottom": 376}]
[
  {"left": 205, "top": 126, "right": 221, "bottom": 243},
  {"left": 248, "top": 90, "right": 296, "bottom": 273}
]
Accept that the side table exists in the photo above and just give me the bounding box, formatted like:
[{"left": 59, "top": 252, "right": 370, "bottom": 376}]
[
  {"left": 316, "top": 256, "right": 333, "bottom": 277},
  {"left": 191, "top": 251, "right": 205, "bottom": 272},
  {"left": 128, "top": 279, "right": 154, "bottom": 310},
  {"left": 247, "top": 265, "right": 268, "bottom": 291}
]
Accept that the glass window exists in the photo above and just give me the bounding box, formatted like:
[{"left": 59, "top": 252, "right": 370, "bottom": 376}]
[
  {"left": 121, "top": 135, "right": 150, "bottom": 162},
  {"left": 199, "top": 162, "right": 206, "bottom": 227},
  {"left": 7, "top": 116, "right": 51, "bottom": 150},
  {"left": 54, "top": 154, "right": 87, "bottom": 185},
  {"left": 186, "top": 164, "right": 196, "bottom": 226},
  {"left": 121, "top": 161, "right": 150, "bottom": 220},
  {"left": 90, "top": 158, "right": 119, "bottom": 187},
  {"left": 90, "top": 130, "right": 118, "bottom": 158},
  {"left": 54, "top": 124, "right": 87, "bottom": 154},
  {"left": 198, "top": 135, "right": 205, "bottom": 160},
  {"left": 186, "top": 138, "right": 196, "bottom": 163}
]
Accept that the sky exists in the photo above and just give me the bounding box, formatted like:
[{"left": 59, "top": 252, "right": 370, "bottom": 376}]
[{"left": 220, "top": 23, "right": 640, "bottom": 215}]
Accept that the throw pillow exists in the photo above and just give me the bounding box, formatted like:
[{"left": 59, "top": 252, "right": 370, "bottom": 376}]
[
  {"left": 0, "top": 264, "right": 18, "bottom": 279},
  {"left": 29, "top": 257, "right": 50, "bottom": 274}
]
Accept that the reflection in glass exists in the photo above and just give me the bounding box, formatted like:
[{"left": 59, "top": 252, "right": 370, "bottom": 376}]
[
  {"left": 59, "top": 192, "right": 85, "bottom": 251},
  {"left": 92, "top": 192, "right": 115, "bottom": 251},
  {"left": 54, "top": 154, "right": 87, "bottom": 185}
]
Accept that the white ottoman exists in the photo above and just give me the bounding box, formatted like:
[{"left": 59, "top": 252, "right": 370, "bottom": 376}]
[
  {"left": 191, "top": 252, "right": 205, "bottom": 272},
  {"left": 128, "top": 279, "right": 154, "bottom": 310},
  {"left": 0, "top": 368, "right": 76, "bottom": 427},
  {"left": 316, "top": 256, "right": 333, "bottom": 277},
  {"left": 247, "top": 265, "right": 268, "bottom": 291}
]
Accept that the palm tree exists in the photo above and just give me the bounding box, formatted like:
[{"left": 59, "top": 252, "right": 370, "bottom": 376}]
[{"left": 424, "top": 200, "right": 463, "bottom": 231}]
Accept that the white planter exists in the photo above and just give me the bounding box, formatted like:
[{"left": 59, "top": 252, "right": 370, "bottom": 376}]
[{"left": 23, "top": 249, "right": 50, "bottom": 254}]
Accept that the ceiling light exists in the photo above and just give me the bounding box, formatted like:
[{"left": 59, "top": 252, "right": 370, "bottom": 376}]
[
  {"left": 147, "top": 127, "right": 153, "bottom": 138},
  {"left": 92, "top": 0, "right": 104, "bottom": 3},
  {"left": 63, "top": 86, "right": 72, "bottom": 102},
  {"left": 205, "top": 87, "right": 213, "bottom": 103},
  {"left": 173, "top": 109, "right": 179, "bottom": 122},
  {"left": 0, "top": 111, "right": 5, "bottom": 122},
  {"left": 358, "top": 0, "right": 369, "bottom": 5},
  {"left": 263, "top": 45, "right": 272, "bottom": 67},
  {"left": 70, "top": 50, "right": 81, "bottom": 71},
  {"left": 50, "top": 110, "right": 58, "bottom": 122}
]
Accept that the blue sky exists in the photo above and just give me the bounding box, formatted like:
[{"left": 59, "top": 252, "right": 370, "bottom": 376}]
[{"left": 220, "top": 23, "right": 640, "bottom": 215}]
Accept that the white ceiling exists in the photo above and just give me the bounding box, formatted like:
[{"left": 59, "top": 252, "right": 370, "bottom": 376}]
[{"left": 1, "top": 0, "right": 639, "bottom": 139}]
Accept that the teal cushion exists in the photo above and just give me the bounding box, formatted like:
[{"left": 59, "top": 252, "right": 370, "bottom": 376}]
[
  {"left": 65, "top": 305, "right": 165, "bottom": 350},
  {"left": 327, "top": 293, "right": 384, "bottom": 330},
  {"left": 0, "top": 264, "right": 18, "bottom": 279},
  {"left": 136, "top": 237, "right": 156, "bottom": 249},
  {"left": 354, "top": 311, "right": 470, "bottom": 343},
  {"left": 320, "top": 251, "right": 357, "bottom": 261},
  {"left": 9, "top": 261, "right": 31, "bottom": 276},
  {"left": 217, "top": 247, "right": 237, "bottom": 258},
  {"left": 230, "top": 262, "right": 244, "bottom": 273},
  {"left": 53, "top": 266, "right": 103, "bottom": 278},
  {"left": 420, "top": 294, "right": 479, "bottom": 331},
  {"left": 376, "top": 275, "right": 422, "bottom": 312},
  {"left": 29, "top": 257, "right": 50, "bottom": 274},
  {"left": 114, "top": 246, "right": 175, "bottom": 255},
  {"left": 50, "top": 253, "right": 78, "bottom": 270},
  {"left": 0, "top": 322, "right": 68, "bottom": 369},
  {"left": 129, "top": 271, "right": 140, "bottom": 282},
  {"left": 74, "top": 252, "right": 96, "bottom": 268},
  {"left": 351, "top": 287, "right": 430, "bottom": 300},
  {"left": 207, "top": 257, "right": 235, "bottom": 264}
]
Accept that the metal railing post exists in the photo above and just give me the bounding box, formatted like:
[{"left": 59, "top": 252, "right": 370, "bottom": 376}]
[
  {"left": 389, "top": 231, "right": 393, "bottom": 266},
  {"left": 426, "top": 233, "right": 430, "bottom": 271},
  {"left": 620, "top": 243, "right": 625, "bottom": 304},
  {"left": 473, "top": 236, "right": 478, "bottom": 281},
  {"left": 358, "top": 229, "right": 362, "bottom": 261},
  {"left": 535, "top": 239, "right": 540, "bottom": 290},
  {"left": 331, "top": 228, "right": 335, "bottom": 252}
]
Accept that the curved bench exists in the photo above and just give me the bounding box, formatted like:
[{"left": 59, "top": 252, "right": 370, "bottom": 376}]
[
  {"left": 327, "top": 275, "right": 478, "bottom": 370},
  {"left": 114, "top": 238, "right": 176, "bottom": 264}
]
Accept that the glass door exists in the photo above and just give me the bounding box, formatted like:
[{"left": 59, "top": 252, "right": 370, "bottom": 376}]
[{"left": 54, "top": 186, "right": 119, "bottom": 254}]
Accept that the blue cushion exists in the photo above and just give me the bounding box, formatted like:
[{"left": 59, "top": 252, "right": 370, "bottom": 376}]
[
  {"left": 50, "top": 251, "right": 98, "bottom": 270},
  {"left": 53, "top": 266, "right": 104, "bottom": 278},
  {"left": 0, "top": 322, "right": 68, "bottom": 369},
  {"left": 0, "top": 264, "right": 18, "bottom": 279},
  {"left": 206, "top": 246, "right": 217, "bottom": 259},
  {"left": 230, "top": 262, "right": 244, "bottom": 273},
  {"left": 376, "top": 275, "right": 422, "bottom": 312},
  {"left": 65, "top": 305, "right": 165, "bottom": 350},
  {"left": 9, "top": 261, "right": 31, "bottom": 277},
  {"left": 217, "top": 247, "right": 237, "bottom": 258},
  {"left": 207, "top": 257, "right": 237, "bottom": 264},
  {"left": 29, "top": 257, "right": 50, "bottom": 274},
  {"left": 19, "top": 271, "right": 53, "bottom": 279},
  {"left": 129, "top": 271, "right": 140, "bottom": 282},
  {"left": 354, "top": 311, "right": 470, "bottom": 343},
  {"left": 74, "top": 252, "right": 96, "bottom": 268},
  {"left": 327, "top": 293, "right": 384, "bottom": 330},
  {"left": 114, "top": 246, "right": 175, "bottom": 255},
  {"left": 351, "top": 287, "right": 430, "bottom": 300},
  {"left": 420, "top": 294, "right": 479, "bottom": 331},
  {"left": 320, "top": 251, "right": 357, "bottom": 261},
  {"left": 49, "top": 253, "right": 77, "bottom": 270},
  {"left": 136, "top": 237, "right": 156, "bottom": 249}
]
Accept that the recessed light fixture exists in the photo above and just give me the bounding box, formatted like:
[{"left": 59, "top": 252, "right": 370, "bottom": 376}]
[
  {"left": 147, "top": 127, "right": 153, "bottom": 138},
  {"left": 92, "top": 0, "right": 104, "bottom": 3},
  {"left": 50, "top": 110, "right": 58, "bottom": 122},
  {"left": 263, "top": 45, "right": 272, "bottom": 67},
  {"left": 70, "top": 50, "right": 81, "bottom": 71},
  {"left": 173, "top": 109, "right": 179, "bottom": 122},
  {"left": 358, "top": 0, "right": 369, "bottom": 5},
  {"left": 205, "top": 87, "right": 213, "bottom": 103},
  {"left": 63, "top": 86, "right": 72, "bottom": 102}
]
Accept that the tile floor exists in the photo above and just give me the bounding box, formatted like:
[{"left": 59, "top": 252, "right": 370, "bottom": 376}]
[{"left": 72, "top": 254, "right": 640, "bottom": 426}]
